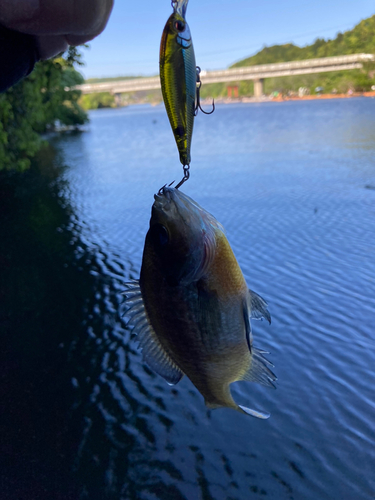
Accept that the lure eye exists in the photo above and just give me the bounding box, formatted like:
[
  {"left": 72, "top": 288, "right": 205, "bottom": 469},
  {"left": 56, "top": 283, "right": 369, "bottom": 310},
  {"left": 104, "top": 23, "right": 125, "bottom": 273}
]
[
  {"left": 150, "top": 224, "right": 169, "bottom": 247},
  {"left": 174, "top": 20, "right": 185, "bottom": 32}
]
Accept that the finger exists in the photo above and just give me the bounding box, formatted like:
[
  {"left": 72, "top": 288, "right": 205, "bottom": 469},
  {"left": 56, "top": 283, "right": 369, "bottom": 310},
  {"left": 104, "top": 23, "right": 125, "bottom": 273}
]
[
  {"left": 0, "top": 0, "right": 39, "bottom": 25},
  {"left": 36, "top": 35, "right": 69, "bottom": 60},
  {"left": 0, "top": 0, "right": 113, "bottom": 37},
  {"left": 65, "top": 33, "right": 98, "bottom": 46}
]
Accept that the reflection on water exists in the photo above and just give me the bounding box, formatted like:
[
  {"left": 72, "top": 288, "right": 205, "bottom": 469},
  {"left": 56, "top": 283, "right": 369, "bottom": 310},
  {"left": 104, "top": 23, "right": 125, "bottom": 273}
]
[{"left": 1, "top": 98, "right": 375, "bottom": 500}]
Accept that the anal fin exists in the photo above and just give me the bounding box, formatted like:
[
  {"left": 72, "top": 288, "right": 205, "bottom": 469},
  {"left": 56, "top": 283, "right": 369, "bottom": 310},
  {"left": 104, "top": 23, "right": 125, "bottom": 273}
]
[
  {"left": 242, "top": 346, "right": 277, "bottom": 388},
  {"left": 238, "top": 405, "right": 270, "bottom": 419}
]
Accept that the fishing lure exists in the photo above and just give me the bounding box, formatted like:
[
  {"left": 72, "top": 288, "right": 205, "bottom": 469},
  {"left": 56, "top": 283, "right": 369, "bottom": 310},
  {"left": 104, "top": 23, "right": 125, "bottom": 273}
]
[{"left": 160, "top": 0, "right": 214, "bottom": 187}]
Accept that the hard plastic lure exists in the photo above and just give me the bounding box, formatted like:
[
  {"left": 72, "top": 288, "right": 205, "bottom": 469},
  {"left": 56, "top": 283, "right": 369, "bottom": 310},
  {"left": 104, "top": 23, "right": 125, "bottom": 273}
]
[{"left": 160, "top": 0, "right": 214, "bottom": 187}]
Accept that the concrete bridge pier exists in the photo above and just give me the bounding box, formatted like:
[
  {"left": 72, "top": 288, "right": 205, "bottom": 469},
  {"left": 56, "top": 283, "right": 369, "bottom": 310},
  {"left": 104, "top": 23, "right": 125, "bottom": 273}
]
[
  {"left": 254, "top": 78, "right": 264, "bottom": 98},
  {"left": 114, "top": 92, "right": 122, "bottom": 107}
]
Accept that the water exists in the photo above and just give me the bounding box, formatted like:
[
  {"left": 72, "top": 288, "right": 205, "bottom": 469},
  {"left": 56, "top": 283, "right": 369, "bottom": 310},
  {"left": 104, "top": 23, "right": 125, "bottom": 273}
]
[{"left": 1, "top": 98, "right": 375, "bottom": 500}]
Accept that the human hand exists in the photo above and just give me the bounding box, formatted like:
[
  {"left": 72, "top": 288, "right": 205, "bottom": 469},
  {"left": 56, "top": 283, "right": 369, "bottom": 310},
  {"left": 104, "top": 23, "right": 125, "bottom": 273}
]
[{"left": 0, "top": 0, "right": 114, "bottom": 59}]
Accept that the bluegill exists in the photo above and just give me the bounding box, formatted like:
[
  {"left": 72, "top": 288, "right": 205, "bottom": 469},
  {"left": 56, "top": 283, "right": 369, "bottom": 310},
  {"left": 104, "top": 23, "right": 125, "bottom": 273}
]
[
  {"left": 159, "top": 0, "right": 196, "bottom": 167},
  {"left": 124, "top": 187, "right": 276, "bottom": 418}
]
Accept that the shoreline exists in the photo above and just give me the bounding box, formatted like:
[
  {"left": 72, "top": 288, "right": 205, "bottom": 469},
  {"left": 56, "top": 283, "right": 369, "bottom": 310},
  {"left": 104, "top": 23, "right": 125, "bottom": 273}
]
[
  {"left": 271, "top": 90, "right": 375, "bottom": 102},
  {"left": 86, "top": 91, "right": 375, "bottom": 111},
  {"left": 209, "top": 91, "right": 375, "bottom": 105}
]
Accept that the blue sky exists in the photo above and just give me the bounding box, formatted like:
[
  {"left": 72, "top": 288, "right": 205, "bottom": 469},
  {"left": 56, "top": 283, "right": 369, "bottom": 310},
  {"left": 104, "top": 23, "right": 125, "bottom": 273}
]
[{"left": 81, "top": 0, "right": 375, "bottom": 79}]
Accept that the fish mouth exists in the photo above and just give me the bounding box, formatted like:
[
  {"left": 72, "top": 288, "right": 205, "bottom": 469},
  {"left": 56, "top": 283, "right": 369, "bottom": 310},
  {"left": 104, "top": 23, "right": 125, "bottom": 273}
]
[
  {"left": 155, "top": 185, "right": 197, "bottom": 208},
  {"left": 153, "top": 184, "right": 174, "bottom": 211},
  {"left": 153, "top": 185, "right": 196, "bottom": 216},
  {"left": 153, "top": 185, "right": 223, "bottom": 233},
  {"left": 156, "top": 184, "right": 172, "bottom": 199}
]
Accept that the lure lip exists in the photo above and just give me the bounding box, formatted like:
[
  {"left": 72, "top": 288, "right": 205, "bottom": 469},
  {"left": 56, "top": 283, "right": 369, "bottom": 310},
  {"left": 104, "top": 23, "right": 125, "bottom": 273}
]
[{"left": 172, "top": 0, "right": 189, "bottom": 19}]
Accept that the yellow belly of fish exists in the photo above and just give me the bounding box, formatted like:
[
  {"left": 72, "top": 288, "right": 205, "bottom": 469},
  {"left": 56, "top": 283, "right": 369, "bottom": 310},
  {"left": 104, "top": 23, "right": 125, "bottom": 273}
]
[
  {"left": 205, "top": 231, "right": 248, "bottom": 301},
  {"left": 182, "top": 231, "right": 251, "bottom": 403}
]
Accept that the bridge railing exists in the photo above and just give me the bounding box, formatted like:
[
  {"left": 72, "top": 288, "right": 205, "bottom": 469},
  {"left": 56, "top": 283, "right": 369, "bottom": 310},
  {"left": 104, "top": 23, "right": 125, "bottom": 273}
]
[
  {"left": 205, "top": 54, "right": 375, "bottom": 78},
  {"left": 76, "top": 53, "right": 375, "bottom": 94}
]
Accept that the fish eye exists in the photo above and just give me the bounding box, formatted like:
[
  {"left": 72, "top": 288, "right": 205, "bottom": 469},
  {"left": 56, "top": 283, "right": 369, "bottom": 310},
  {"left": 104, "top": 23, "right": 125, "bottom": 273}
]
[
  {"left": 150, "top": 224, "right": 169, "bottom": 247},
  {"left": 174, "top": 20, "right": 185, "bottom": 32}
]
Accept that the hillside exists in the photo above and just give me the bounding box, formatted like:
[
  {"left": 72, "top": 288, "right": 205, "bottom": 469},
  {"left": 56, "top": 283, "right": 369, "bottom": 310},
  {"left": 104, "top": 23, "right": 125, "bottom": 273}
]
[
  {"left": 82, "top": 15, "right": 375, "bottom": 106},
  {"left": 231, "top": 15, "right": 375, "bottom": 67},
  {"left": 86, "top": 75, "right": 144, "bottom": 83},
  {"left": 198, "top": 14, "right": 375, "bottom": 98}
]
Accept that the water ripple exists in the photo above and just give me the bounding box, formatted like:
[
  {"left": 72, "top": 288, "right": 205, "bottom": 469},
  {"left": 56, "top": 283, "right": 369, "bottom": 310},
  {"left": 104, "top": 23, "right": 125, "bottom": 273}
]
[{"left": 53, "top": 99, "right": 375, "bottom": 499}]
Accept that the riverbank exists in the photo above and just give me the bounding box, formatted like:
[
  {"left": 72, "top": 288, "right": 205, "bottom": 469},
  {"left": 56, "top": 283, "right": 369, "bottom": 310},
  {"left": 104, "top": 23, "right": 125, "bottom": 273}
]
[
  {"left": 205, "top": 90, "right": 375, "bottom": 105},
  {"left": 80, "top": 90, "right": 375, "bottom": 111},
  {"left": 272, "top": 90, "right": 375, "bottom": 102}
]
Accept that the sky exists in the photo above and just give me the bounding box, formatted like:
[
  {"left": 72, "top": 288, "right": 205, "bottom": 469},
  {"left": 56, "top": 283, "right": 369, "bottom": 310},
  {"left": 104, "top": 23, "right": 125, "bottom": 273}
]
[{"left": 80, "top": 0, "right": 375, "bottom": 79}]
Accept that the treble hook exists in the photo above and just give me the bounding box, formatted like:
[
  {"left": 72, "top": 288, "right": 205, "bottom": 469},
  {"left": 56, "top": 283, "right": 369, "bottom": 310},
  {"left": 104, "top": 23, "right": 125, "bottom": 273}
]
[{"left": 194, "top": 66, "right": 215, "bottom": 116}]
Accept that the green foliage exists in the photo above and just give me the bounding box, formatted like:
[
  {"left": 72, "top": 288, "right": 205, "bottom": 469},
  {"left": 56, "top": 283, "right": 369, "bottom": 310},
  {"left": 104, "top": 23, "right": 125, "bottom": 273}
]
[
  {"left": 86, "top": 75, "right": 144, "bottom": 83},
  {"left": 262, "top": 68, "right": 375, "bottom": 95},
  {"left": 196, "top": 15, "right": 375, "bottom": 100},
  {"left": 79, "top": 92, "right": 115, "bottom": 110},
  {"left": 0, "top": 47, "right": 88, "bottom": 172},
  {"left": 233, "top": 43, "right": 304, "bottom": 67},
  {"left": 200, "top": 80, "right": 255, "bottom": 99},
  {"left": 200, "top": 82, "right": 227, "bottom": 99},
  {"left": 232, "top": 16, "right": 375, "bottom": 68}
]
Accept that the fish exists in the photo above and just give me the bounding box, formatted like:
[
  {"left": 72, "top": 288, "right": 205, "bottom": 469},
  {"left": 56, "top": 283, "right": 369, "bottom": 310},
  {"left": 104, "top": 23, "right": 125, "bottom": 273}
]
[
  {"left": 159, "top": 0, "right": 196, "bottom": 168},
  {"left": 123, "top": 186, "right": 276, "bottom": 418}
]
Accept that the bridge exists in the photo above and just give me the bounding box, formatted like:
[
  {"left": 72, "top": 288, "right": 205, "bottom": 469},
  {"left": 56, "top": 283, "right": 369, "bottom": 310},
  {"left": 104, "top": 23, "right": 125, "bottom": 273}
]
[{"left": 77, "top": 53, "right": 375, "bottom": 99}]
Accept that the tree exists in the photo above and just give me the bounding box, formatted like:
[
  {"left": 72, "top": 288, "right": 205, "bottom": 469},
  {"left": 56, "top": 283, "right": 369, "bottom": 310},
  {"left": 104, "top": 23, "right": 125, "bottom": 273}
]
[{"left": 0, "top": 47, "right": 88, "bottom": 172}]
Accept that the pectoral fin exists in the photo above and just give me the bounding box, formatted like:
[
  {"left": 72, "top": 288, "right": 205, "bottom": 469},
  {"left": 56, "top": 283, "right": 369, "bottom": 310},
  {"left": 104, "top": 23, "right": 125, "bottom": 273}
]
[
  {"left": 243, "top": 300, "right": 253, "bottom": 353},
  {"left": 123, "top": 280, "right": 184, "bottom": 386},
  {"left": 248, "top": 289, "right": 271, "bottom": 324}
]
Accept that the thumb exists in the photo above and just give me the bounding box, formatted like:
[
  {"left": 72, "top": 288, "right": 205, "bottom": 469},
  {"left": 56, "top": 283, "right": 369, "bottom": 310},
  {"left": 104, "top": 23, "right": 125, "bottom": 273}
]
[{"left": 0, "top": 0, "right": 39, "bottom": 27}]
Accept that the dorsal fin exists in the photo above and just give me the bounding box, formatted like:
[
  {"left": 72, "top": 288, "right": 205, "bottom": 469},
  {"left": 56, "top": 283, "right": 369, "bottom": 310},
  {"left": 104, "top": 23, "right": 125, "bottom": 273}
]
[{"left": 122, "top": 280, "right": 184, "bottom": 386}]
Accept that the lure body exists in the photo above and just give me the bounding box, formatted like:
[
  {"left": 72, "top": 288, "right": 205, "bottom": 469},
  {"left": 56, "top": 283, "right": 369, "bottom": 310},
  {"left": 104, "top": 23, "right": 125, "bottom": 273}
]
[{"left": 160, "top": 0, "right": 196, "bottom": 167}]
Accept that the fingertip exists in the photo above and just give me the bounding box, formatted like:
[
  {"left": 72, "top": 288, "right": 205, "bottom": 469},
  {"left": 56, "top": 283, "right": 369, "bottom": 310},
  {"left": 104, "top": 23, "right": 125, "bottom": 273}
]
[
  {"left": 65, "top": 33, "right": 95, "bottom": 46},
  {"left": 36, "top": 35, "right": 68, "bottom": 60}
]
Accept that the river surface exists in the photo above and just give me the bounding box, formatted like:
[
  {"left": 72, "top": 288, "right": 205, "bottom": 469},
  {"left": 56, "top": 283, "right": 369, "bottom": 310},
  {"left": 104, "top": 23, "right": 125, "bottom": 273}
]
[{"left": 1, "top": 98, "right": 375, "bottom": 500}]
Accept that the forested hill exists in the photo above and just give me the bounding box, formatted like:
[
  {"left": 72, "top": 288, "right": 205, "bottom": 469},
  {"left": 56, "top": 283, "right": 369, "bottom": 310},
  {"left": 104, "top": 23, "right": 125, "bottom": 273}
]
[{"left": 231, "top": 15, "right": 375, "bottom": 67}]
